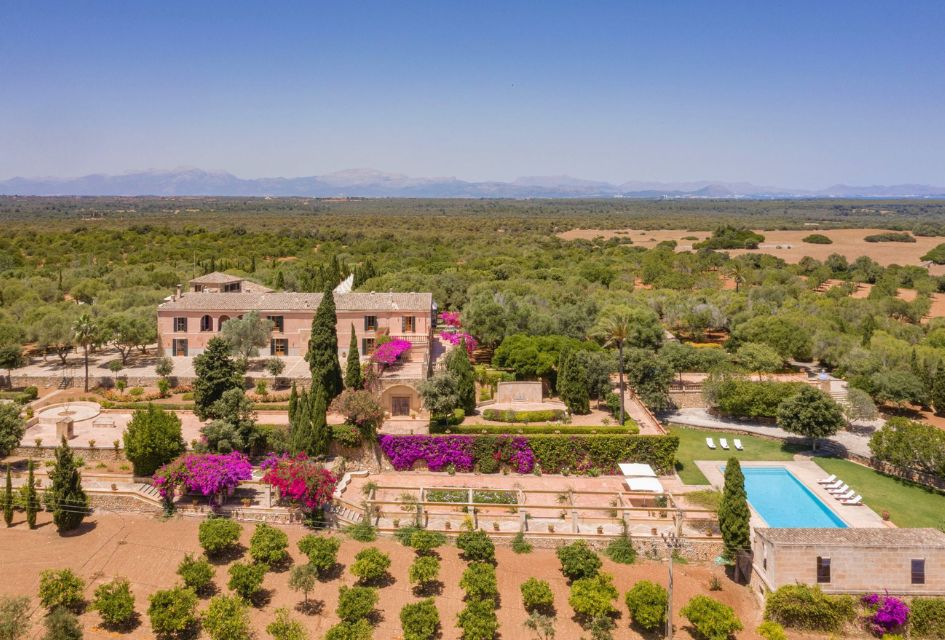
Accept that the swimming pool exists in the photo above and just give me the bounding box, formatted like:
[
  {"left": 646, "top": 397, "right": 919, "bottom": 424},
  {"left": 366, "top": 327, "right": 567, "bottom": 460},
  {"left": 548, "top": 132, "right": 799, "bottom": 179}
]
[{"left": 723, "top": 466, "right": 847, "bottom": 528}]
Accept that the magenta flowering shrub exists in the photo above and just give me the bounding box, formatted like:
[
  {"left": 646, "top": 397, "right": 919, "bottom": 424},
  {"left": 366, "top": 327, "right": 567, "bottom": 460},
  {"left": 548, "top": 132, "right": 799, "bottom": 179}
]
[
  {"left": 494, "top": 435, "right": 535, "bottom": 473},
  {"left": 262, "top": 453, "right": 337, "bottom": 511},
  {"left": 371, "top": 339, "right": 412, "bottom": 365},
  {"left": 439, "top": 311, "right": 462, "bottom": 328},
  {"left": 153, "top": 452, "right": 252, "bottom": 499},
  {"left": 862, "top": 593, "right": 909, "bottom": 635},
  {"left": 439, "top": 331, "right": 478, "bottom": 354},
  {"left": 378, "top": 434, "right": 476, "bottom": 471}
]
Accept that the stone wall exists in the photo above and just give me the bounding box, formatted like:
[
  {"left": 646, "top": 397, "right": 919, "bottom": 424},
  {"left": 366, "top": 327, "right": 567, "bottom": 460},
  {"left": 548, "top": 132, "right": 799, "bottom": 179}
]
[
  {"left": 669, "top": 391, "right": 706, "bottom": 409},
  {"left": 89, "top": 493, "right": 163, "bottom": 515},
  {"left": 12, "top": 445, "right": 128, "bottom": 463}
]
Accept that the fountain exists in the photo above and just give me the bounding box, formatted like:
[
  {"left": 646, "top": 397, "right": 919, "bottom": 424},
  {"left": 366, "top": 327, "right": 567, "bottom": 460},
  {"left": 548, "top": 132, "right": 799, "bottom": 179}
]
[{"left": 37, "top": 401, "right": 102, "bottom": 425}]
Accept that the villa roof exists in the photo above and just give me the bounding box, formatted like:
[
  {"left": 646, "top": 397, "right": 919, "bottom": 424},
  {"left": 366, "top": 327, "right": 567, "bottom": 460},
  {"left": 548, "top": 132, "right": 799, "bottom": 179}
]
[
  {"left": 159, "top": 291, "right": 433, "bottom": 313},
  {"left": 189, "top": 271, "right": 244, "bottom": 284},
  {"left": 756, "top": 527, "right": 945, "bottom": 549}
]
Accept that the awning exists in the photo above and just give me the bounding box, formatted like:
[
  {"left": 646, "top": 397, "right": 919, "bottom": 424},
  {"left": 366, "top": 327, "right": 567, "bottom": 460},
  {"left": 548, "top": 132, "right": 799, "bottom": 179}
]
[
  {"left": 619, "top": 463, "right": 656, "bottom": 478},
  {"left": 625, "top": 477, "right": 665, "bottom": 493}
]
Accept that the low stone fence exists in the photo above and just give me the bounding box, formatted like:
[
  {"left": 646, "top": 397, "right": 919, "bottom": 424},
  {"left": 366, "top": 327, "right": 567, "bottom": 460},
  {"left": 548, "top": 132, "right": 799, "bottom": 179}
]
[
  {"left": 12, "top": 445, "right": 128, "bottom": 463},
  {"left": 90, "top": 493, "right": 163, "bottom": 515},
  {"left": 669, "top": 391, "right": 706, "bottom": 409}
]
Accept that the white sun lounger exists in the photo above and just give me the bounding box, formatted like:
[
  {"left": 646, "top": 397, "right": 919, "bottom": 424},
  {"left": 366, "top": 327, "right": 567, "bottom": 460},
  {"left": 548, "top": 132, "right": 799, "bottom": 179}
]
[
  {"left": 828, "top": 483, "right": 849, "bottom": 495},
  {"left": 817, "top": 474, "right": 837, "bottom": 485},
  {"left": 733, "top": 439, "right": 744, "bottom": 451},
  {"left": 842, "top": 495, "right": 863, "bottom": 506},
  {"left": 706, "top": 438, "right": 716, "bottom": 450},
  {"left": 834, "top": 489, "right": 855, "bottom": 501},
  {"left": 719, "top": 438, "right": 730, "bottom": 450},
  {"left": 824, "top": 480, "right": 844, "bottom": 491}
]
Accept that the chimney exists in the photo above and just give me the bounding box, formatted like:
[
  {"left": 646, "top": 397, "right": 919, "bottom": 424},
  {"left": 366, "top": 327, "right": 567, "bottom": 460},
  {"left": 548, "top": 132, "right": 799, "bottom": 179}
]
[{"left": 175, "top": 284, "right": 182, "bottom": 300}]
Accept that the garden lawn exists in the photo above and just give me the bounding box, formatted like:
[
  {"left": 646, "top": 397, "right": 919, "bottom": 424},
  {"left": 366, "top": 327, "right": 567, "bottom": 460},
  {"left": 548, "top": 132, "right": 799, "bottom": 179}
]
[
  {"left": 669, "top": 426, "right": 803, "bottom": 484},
  {"left": 812, "top": 457, "right": 945, "bottom": 529}
]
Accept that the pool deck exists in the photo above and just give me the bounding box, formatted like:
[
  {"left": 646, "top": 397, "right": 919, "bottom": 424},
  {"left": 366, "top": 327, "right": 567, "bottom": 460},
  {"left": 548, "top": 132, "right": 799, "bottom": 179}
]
[{"left": 695, "top": 457, "right": 886, "bottom": 529}]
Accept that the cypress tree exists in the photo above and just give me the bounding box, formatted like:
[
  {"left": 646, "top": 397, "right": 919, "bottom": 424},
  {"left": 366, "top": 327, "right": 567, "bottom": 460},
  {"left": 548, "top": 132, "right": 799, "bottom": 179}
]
[
  {"left": 291, "top": 388, "right": 311, "bottom": 455},
  {"left": 305, "top": 285, "right": 343, "bottom": 402},
  {"left": 275, "top": 270, "right": 285, "bottom": 290},
  {"left": 446, "top": 340, "right": 476, "bottom": 413},
  {"left": 932, "top": 366, "right": 945, "bottom": 415},
  {"left": 25, "top": 460, "right": 37, "bottom": 529},
  {"left": 310, "top": 385, "right": 331, "bottom": 458},
  {"left": 288, "top": 382, "right": 299, "bottom": 423},
  {"left": 192, "top": 337, "right": 242, "bottom": 421},
  {"left": 557, "top": 351, "right": 590, "bottom": 415},
  {"left": 49, "top": 436, "right": 89, "bottom": 533},
  {"left": 345, "top": 326, "right": 363, "bottom": 390},
  {"left": 3, "top": 465, "right": 13, "bottom": 527},
  {"left": 718, "top": 457, "right": 751, "bottom": 562}
]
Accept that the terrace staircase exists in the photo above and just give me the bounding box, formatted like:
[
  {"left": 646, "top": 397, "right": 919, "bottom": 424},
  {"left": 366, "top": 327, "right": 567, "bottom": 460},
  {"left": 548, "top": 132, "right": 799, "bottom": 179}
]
[
  {"left": 132, "top": 482, "right": 163, "bottom": 504},
  {"left": 57, "top": 377, "right": 73, "bottom": 390}
]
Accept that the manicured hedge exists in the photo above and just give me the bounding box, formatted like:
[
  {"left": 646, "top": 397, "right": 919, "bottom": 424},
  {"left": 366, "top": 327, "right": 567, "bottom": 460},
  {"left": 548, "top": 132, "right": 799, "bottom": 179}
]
[
  {"left": 430, "top": 422, "right": 637, "bottom": 435},
  {"left": 481, "top": 408, "right": 566, "bottom": 423},
  {"left": 377, "top": 434, "right": 678, "bottom": 475}
]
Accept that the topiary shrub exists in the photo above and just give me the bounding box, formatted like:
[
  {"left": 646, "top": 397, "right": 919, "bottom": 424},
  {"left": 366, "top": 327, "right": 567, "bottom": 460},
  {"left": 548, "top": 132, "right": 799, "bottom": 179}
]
[
  {"left": 336, "top": 586, "right": 378, "bottom": 623},
  {"left": 407, "top": 529, "right": 447, "bottom": 554},
  {"left": 42, "top": 607, "right": 82, "bottom": 640},
  {"left": 92, "top": 577, "right": 136, "bottom": 628},
  {"left": 324, "top": 619, "right": 373, "bottom": 640},
  {"left": 764, "top": 584, "right": 856, "bottom": 632},
  {"left": 911, "top": 598, "right": 945, "bottom": 638},
  {"left": 198, "top": 518, "right": 243, "bottom": 558},
  {"left": 460, "top": 563, "right": 498, "bottom": 601},
  {"left": 481, "top": 408, "right": 566, "bottom": 423},
  {"left": 625, "top": 580, "right": 667, "bottom": 631},
  {"left": 227, "top": 562, "right": 267, "bottom": 602},
  {"left": 556, "top": 540, "right": 601, "bottom": 581},
  {"left": 249, "top": 523, "right": 289, "bottom": 567},
  {"left": 457, "top": 598, "right": 498, "bottom": 640},
  {"left": 408, "top": 555, "right": 440, "bottom": 592},
  {"left": 681, "top": 595, "right": 743, "bottom": 640},
  {"left": 757, "top": 621, "right": 787, "bottom": 640},
  {"left": 520, "top": 577, "right": 554, "bottom": 613},
  {"left": 401, "top": 598, "right": 440, "bottom": 640},
  {"left": 298, "top": 535, "right": 341, "bottom": 575},
  {"left": 266, "top": 607, "right": 307, "bottom": 640},
  {"left": 350, "top": 547, "right": 391, "bottom": 585},
  {"left": 568, "top": 573, "right": 619, "bottom": 619},
  {"left": 177, "top": 554, "right": 215, "bottom": 596},
  {"left": 38, "top": 569, "right": 85, "bottom": 612},
  {"left": 203, "top": 594, "right": 251, "bottom": 640},
  {"left": 456, "top": 529, "right": 495, "bottom": 563},
  {"left": 148, "top": 587, "right": 198, "bottom": 636}
]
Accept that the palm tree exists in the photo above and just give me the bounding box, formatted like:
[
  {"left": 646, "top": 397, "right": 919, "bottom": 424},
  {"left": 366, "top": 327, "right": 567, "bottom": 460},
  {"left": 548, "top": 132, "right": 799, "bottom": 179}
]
[
  {"left": 72, "top": 312, "right": 99, "bottom": 392},
  {"left": 725, "top": 260, "right": 749, "bottom": 293},
  {"left": 592, "top": 310, "right": 633, "bottom": 425}
]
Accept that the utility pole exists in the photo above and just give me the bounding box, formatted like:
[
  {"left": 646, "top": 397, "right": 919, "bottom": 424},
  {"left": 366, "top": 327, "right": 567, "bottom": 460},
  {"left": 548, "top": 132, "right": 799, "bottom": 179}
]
[{"left": 661, "top": 530, "right": 683, "bottom": 640}]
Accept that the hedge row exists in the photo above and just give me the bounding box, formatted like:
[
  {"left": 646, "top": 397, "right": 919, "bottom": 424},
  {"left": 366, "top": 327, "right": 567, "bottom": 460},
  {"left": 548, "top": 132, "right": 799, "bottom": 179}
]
[
  {"left": 378, "top": 434, "right": 678, "bottom": 475},
  {"left": 99, "top": 400, "right": 290, "bottom": 412},
  {"left": 709, "top": 379, "right": 806, "bottom": 419},
  {"left": 481, "top": 408, "right": 566, "bottom": 423},
  {"left": 0, "top": 387, "right": 38, "bottom": 404},
  {"left": 430, "top": 423, "right": 638, "bottom": 435}
]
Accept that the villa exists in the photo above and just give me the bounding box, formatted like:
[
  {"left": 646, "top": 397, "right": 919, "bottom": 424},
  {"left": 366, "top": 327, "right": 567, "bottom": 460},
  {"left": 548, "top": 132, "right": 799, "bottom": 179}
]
[{"left": 157, "top": 273, "right": 437, "bottom": 415}]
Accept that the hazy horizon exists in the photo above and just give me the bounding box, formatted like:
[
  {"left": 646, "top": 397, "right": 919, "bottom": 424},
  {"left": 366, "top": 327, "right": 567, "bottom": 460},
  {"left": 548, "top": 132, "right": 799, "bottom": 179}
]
[{"left": 2, "top": 1, "right": 944, "bottom": 188}]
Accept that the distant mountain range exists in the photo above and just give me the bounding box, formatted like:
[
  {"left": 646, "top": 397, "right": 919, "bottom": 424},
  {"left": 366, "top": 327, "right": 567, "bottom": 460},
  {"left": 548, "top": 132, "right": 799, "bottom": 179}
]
[{"left": 1, "top": 167, "right": 944, "bottom": 199}]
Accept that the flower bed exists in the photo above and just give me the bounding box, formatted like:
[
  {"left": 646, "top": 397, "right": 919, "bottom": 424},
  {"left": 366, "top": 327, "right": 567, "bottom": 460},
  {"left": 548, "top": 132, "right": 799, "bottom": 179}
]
[
  {"left": 153, "top": 452, "right": 252, "bottom": 500},
  {"left": 426, "top": 488, "right": 518, "bottom": 505},
  {"left": 378, "top": 433, "right": 678, "bottom": 475}
]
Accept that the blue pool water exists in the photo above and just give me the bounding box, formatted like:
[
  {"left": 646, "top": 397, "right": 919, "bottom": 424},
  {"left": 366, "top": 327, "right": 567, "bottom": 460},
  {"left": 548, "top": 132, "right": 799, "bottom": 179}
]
[{"left": 722, "top": 466, "right": 847, "bottom": 528}]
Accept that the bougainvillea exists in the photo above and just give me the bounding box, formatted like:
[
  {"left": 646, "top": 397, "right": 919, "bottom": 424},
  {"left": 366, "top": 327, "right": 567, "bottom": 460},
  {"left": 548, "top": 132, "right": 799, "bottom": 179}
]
[
  {"left": 153, "top": 452, "right": 252, "bottom": 499},
  {"left": 378, "top": 434, "right": 476, "bottom": 471},
  {"left": 862, "top": 593, "right": 909, "bottom": 635},
  {"left": 439, "top": 331, "right": 478, "bottom": 354},
  {"left": 262, "top": 453, "right": 338, "bottom": 511},
  {"left": 439, "top": 311, "right": 462, "bottom": 328},
  {"left": 371, "top": 339, "right": 412, "bottom": 365}
]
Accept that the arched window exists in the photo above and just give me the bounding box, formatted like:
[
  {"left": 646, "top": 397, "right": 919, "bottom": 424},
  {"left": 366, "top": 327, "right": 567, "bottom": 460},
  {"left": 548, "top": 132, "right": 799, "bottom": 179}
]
[
  {"left": 218, "top": 315, "right": 230, "bottom": 330},
  {"left": 200, "top": 315, "right": 213, "bottom": 332}
]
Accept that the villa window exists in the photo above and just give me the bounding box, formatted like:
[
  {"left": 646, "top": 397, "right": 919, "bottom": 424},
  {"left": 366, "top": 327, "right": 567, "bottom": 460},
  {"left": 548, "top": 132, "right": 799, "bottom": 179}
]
[
  {"left": 174, "top": 317, "right": 187, "bottom": 332},
  {"left": 912, "top": 559, "right": 926, "bottom": 585},
  {"left": 402, "top": 316, "right": 416, "bottom": 333},
  {"left": 200, "top": 315, "right": 212, "bottom": 332},
  {"left": 267, "top": 315, "right": 284, "bottom": 332},
  {"left": 172, "top": 339, "right": 188, "bottom": 356},
  {"left": 223, "top": 282, "right": 241, "bottom": 292},
  {"left": 362, "top": 338, "right": 376, "bottom": 355},
  {"left": 218, "top": 315, "right": 230, "bottom": 330},
  {"left": 816, "top": 557, "right": 831, "bottom": 584},
  {"left": 270, "top": 338, "right": 288, "bottom": 356},
  {"left": 193, "top": 284, "right": 204, "bottom": 292},
  {"left": 364, "top": 316, "right": 378, "bottom": 331}
]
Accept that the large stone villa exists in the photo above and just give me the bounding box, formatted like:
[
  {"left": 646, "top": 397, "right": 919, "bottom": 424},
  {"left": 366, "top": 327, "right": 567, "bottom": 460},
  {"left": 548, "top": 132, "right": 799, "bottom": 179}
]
[{"left": 157, "top": 272, "right": 437, "bottom": 416}]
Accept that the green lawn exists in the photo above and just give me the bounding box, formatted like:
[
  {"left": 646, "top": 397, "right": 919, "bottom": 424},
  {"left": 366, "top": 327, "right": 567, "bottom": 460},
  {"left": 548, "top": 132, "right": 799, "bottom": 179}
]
[
  {"left": 812, "top": 457, "right": 945, "bottom": 529},
  {"left": 669, "top": 426, "right": 804, "bottom": 484}
]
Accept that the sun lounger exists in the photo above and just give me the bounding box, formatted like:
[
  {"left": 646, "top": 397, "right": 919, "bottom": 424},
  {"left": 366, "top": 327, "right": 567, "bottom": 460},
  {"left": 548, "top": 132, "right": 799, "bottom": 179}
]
[
  {"left": 842, "top": 495, "right": 863, "bottom": 506},
  {"left": 719, "top": 438, "right": 730, "bottom": 450},
  {"left": 706, "top": 438, "right": 716, "bottom": 450},
  {"left": 733, "top": 439, "right": 744, "bottom": 451},
  {"left": 824, "top": 479, "right": 843, "bottom": 490},
  {"left": 817, "top": 474, "right": 837, "bottom": 485},
  {"left": 834, "top": 489, "right": 855, "bottom": 501},
  {"left": 828, "top": 483, "right": 849, "bottom": 495}
]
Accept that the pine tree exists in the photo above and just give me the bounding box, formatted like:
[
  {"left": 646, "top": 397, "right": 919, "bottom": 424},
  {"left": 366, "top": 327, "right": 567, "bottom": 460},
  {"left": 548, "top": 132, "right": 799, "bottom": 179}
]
[
  {"left": 718, "top": 457, "right": 751, "bottom": 562},
  {"left": 3, "top": 465, "right": 13, "bottom": 527},
  {"left": 446, "top": 340, "right": 476, "bottom": 413},
  {"left": 192, "top": 337, "right": 243, "bottom": 421},
  {"left": 305, "top": 285, "right": 343, "bottom": 402},
  {"left": 49, "top": 436, "right": 89, "bottom": 532},
  {"left": 25, "top": 460, "right": 37, "bottom": 529},
  {"left": 310, "top": 386, "right": 331, "bottom": 458},
  {"left": 557, "top": 351, "right": 590, "bottom": 415},
  {"left": 345, "top": 327, "right": 363, "bottom": 390}
]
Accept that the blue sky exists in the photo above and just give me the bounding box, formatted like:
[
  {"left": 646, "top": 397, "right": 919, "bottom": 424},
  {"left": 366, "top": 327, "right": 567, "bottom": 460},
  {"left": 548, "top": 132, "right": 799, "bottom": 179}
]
[{"left": 1, "top": 1, "right": 944, "bottom": 187}]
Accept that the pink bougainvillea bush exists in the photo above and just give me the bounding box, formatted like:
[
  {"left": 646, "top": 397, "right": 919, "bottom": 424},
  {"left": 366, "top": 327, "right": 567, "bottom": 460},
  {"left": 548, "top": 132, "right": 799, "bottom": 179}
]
[
  {"left": 439, "top": 311, "right": 462, "bottom": 328},
  {"left": 153, "top": 452, "right": 252, "bottom": 499},
  {"left": 378, "top": 434, "right": 476, "bottom": 472},
  {"left": 862, "top": 593, "right": 909, "bottom": 635},
  {"left": 262, "top": 453, "right": 337, "bottom": 511},
  {"left": 370, "top": 339, "right": 412, "bottom": 365},
  {"left": 439, "top": 331, "right": 478, "bottom": 354}
]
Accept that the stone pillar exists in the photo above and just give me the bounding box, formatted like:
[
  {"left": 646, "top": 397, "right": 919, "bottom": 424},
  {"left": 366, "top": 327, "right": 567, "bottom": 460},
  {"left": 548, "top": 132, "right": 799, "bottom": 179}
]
[{"left": 56, "top": 417, "right": 74, "bottom": 441}]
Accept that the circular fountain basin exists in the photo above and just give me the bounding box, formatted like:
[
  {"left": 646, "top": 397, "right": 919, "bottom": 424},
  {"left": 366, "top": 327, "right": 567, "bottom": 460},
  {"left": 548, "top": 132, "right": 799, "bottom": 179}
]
[{"left": 36, "top": 402, "right": 102, "bottom": 425}]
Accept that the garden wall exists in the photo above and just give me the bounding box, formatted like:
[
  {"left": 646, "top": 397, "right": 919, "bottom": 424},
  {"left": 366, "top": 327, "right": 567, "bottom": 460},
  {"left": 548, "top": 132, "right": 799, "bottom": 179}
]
[{"left": 12, "top": 445, "right": 128, "bottom": 463}]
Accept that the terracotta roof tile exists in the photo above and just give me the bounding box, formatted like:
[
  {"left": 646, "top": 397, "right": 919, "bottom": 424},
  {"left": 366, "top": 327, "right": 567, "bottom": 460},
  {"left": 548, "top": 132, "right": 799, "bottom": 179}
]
[
  {"left": 159, "top": 291, "right": 433, "bottom": 312},
  {"left": 756, "top": 527, "right": 945, "bottom": 548}
]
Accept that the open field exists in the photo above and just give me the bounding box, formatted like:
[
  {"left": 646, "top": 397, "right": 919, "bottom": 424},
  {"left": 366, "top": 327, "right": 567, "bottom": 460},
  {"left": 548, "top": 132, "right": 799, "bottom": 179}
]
[
  {"left": 0, "top": 511, "right": 765, "bottom": 640},
  {"left": 558, "top": 227, "right": 945, "bottom": 271}
]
